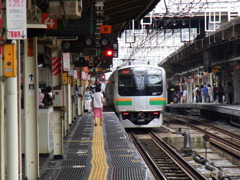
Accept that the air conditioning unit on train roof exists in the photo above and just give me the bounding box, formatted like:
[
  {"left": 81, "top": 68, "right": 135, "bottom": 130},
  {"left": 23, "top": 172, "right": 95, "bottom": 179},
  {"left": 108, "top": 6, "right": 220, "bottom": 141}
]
[{"left": 49, "top": 0, "right": 82, "bottom": 19}]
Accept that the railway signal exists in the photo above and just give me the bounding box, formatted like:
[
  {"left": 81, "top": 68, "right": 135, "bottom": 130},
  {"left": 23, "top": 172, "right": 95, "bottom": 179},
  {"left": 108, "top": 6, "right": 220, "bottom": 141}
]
[{"left": 104, "top": 49, "right": 113, "bottom": 57}]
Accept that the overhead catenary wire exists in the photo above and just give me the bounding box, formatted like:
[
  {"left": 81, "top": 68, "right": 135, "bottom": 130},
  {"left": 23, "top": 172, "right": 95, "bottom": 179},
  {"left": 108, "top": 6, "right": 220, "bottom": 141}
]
[
  {"left": 124, "top": 0, "right": 207, "bottom": 61},
  {"left": 123, "top": 0, "right": 239, "bottom": 63},
  {"left": 123, "top": 1, "right": 176, "bottom": 60}
]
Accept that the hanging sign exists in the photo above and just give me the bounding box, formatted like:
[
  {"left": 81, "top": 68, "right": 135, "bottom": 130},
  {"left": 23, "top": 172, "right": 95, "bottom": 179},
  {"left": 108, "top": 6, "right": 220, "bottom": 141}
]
[
  {"left": 100, "top": 25, "right": 112, "bottom": 34},
  {"left": 212, "top": 66, "right": 222, "bottom": 73},
  {"left": 63, "top": 53, "right": 70, "bottom": 71},
  {"left": 73, "top": 70, "right": 77, "bottom": 79},
  {"left": 42, "top": 13, "right": 57, "bottom": 29},
  {"left": 6, "top": 0, "right": 27, "bottom": 39},
  {"left": 235, "top": 65, "right": 240, "bottom": 70}
]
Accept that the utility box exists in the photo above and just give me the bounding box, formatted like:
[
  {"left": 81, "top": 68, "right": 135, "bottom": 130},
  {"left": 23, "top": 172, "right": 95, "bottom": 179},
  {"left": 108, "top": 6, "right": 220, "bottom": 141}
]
[
  {"left": 53, "top": 89, "right": 64, "bottom": 107},
  {"left": 49, "top": 0, "right": 82, "bottom": 19},
  {"left": 21, "top": 108, "right": 54, "bottom": 155},
  {"left": 62, "top": 73, "right": 68, "bottom": 85},
  {"left": 4, "top": 44, "right": 17, "bottom": 77}
]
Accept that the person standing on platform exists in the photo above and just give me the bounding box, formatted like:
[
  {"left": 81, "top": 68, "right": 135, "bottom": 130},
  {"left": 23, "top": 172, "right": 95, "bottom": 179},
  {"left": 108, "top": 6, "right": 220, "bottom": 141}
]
[
  {"left": 202, "top": 85, "right": 209, "bottom": 103},
  {"left": 42, "top": 86, "right": 53, "bottom": 108},
  {"left": 182, "top": 89, "right": 187, "bottom": 103},
  {"left": 84, "top": 87, "right": 92, "bottom": 113},
  {"left": 92, "top": 84, "right": 104, "bottom": 126},
  {"left": 227, "top": 82, "right": 234, "bottom": 104},
  {"left": 193, "top": 85, "right": 199, "bottom": 103},
  {"left": 218, "top": 83, "right": 224, "bottom": 104},
  {"left": 39, "top": 88, "right": 44, "bottom": 108},
  {"left": 172, "top": 91, "right": 178, "bottom": 103},
  {"left": 89, "top": 86, "right": 95, "bottom": 94},
  {"left": 207, "top": 84, "right": 213, "bottom": 102},
  {"left": 196, "top": 86, "right": 202, "bottom": 103},
  {"left": 213, "top": 84, "right": 218, "bottom": 102}
]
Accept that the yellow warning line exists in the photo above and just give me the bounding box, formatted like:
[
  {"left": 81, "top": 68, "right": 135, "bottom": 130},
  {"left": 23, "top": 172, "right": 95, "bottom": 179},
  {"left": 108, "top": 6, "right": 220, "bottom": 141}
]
[{"left": 88, "top": 119, "right": 108, "bottom": 180}]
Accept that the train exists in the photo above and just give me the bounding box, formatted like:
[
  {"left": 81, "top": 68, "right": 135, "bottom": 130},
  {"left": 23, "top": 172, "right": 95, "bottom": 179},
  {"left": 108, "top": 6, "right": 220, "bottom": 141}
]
[{"left": 105, "top": 64, "right": 167, "bottom": 128}]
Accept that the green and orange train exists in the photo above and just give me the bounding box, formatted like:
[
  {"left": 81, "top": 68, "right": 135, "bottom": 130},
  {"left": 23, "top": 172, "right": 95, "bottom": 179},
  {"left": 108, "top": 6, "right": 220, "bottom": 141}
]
[{"left": 105, "top": 64, "right": 166, "bottom": 128}]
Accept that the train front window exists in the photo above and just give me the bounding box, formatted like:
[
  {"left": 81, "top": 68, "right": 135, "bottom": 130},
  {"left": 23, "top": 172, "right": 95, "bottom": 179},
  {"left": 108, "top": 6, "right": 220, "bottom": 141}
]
[
  {"left": 119, "top": 75, "right": 133, "bottom": 87},
  {"left": 118, "top": 67, "right": 163, "bottom": 96},
  {"left": 146, "top": 68, "right": 163, "bottom": 95},
  {"left": 134, "top": 70, "right": 146, "bottom": 95},
  {"left": 118, "top": 69, "right": 135, "bottom": 96}
]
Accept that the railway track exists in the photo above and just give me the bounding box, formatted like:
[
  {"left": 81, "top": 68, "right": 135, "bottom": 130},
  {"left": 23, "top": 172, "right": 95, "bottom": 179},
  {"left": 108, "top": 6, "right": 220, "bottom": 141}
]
[
  {"left": 128, "top": 131, "right": 207, "bottom": 180},
  {"left": 164, "top": 114, "right": 240, "bottom": 158}
]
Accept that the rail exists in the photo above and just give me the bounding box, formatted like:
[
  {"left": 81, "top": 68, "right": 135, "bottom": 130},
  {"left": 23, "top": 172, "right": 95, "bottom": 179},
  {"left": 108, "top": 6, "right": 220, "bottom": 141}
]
[{"left": 128, "top": 131, "right": 207, "bottom": 180}]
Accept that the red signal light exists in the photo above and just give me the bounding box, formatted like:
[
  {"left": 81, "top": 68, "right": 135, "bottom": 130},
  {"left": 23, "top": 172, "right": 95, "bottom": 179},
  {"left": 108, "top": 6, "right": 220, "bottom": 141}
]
[{"left": 105, "top": 49, "right": 113, "bottom": 56}]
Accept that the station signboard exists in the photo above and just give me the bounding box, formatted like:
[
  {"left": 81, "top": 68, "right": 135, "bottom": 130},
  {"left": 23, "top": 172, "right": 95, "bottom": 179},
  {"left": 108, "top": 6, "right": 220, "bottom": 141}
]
[{"left": 42, "top": 13, "right": 57, "bottom": 29}]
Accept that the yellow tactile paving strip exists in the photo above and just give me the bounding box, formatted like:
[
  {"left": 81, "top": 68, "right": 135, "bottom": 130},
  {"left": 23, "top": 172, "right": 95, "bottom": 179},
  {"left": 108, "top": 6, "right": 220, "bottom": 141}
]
[{"left": 88, "top": 118, "right": 108, "bottom": 180}]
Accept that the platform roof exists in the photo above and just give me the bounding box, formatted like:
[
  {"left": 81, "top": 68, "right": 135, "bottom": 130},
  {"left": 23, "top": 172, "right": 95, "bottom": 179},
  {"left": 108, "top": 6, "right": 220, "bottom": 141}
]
[
  {"left": 159, "top": 17, "right": 240, "bottom": 79},
  {"left": 103, "top": 0, "right": 160, "bottom": 38}
]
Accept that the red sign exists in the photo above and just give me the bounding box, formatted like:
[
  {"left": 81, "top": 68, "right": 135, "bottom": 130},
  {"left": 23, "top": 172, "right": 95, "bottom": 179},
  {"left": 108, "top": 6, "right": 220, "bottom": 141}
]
[
  {"left": 42, "top": 13, "right": 57, "bottom": 29},
  {"left": 100, "top": 25, "right": 112, "bottom": 34},
  {"left": 235, "top": 65, "right": 240, "bottom": 70}
]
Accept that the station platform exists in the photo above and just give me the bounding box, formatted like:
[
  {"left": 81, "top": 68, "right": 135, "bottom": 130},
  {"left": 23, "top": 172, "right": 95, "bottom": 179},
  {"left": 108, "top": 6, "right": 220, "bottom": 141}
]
[
  {"left": 166, "top": 103, "right": 240, "bottom": 126},
  {"left": 39, "top": 111, "right": 153, "bottom": 180}
]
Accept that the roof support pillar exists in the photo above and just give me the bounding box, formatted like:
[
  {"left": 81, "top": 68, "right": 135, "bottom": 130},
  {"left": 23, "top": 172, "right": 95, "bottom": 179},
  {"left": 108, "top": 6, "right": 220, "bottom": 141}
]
[
  {"left": 23, "top": 37, "right": 39, "bottom": 179},
  {"left": 51, "top": 48, "right": 64, "bottom": 159},
  {"left": 63, "top": 85, "right": 69, "bottom": 136},
  {"left": 67, "top": 84, "right": 72, "bottom": 126}
]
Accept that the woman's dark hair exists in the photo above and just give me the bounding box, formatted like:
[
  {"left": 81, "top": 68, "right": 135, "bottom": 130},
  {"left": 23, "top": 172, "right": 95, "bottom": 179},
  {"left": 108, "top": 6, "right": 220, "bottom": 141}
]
[
  {"left": 46, "top": 86, "right": 52, "bottom": 93},
  {"left": 95, "top": 84, "right": 101, "bottom": 92}
]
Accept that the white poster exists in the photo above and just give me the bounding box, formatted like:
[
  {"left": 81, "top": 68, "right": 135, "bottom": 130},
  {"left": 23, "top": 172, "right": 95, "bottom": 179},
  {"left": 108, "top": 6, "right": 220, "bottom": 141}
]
[
  {"left": 73, "top": 70, "right": 77, "bottom": 79},
  {"left": 6, "top": 0, "right": 27, "bottom": 39},
  {"left": 63, "top": 53, "right": 70, "bottom": 71},
  {"left": 81, "top": 71, "right": 86, "bottom": 80}
]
